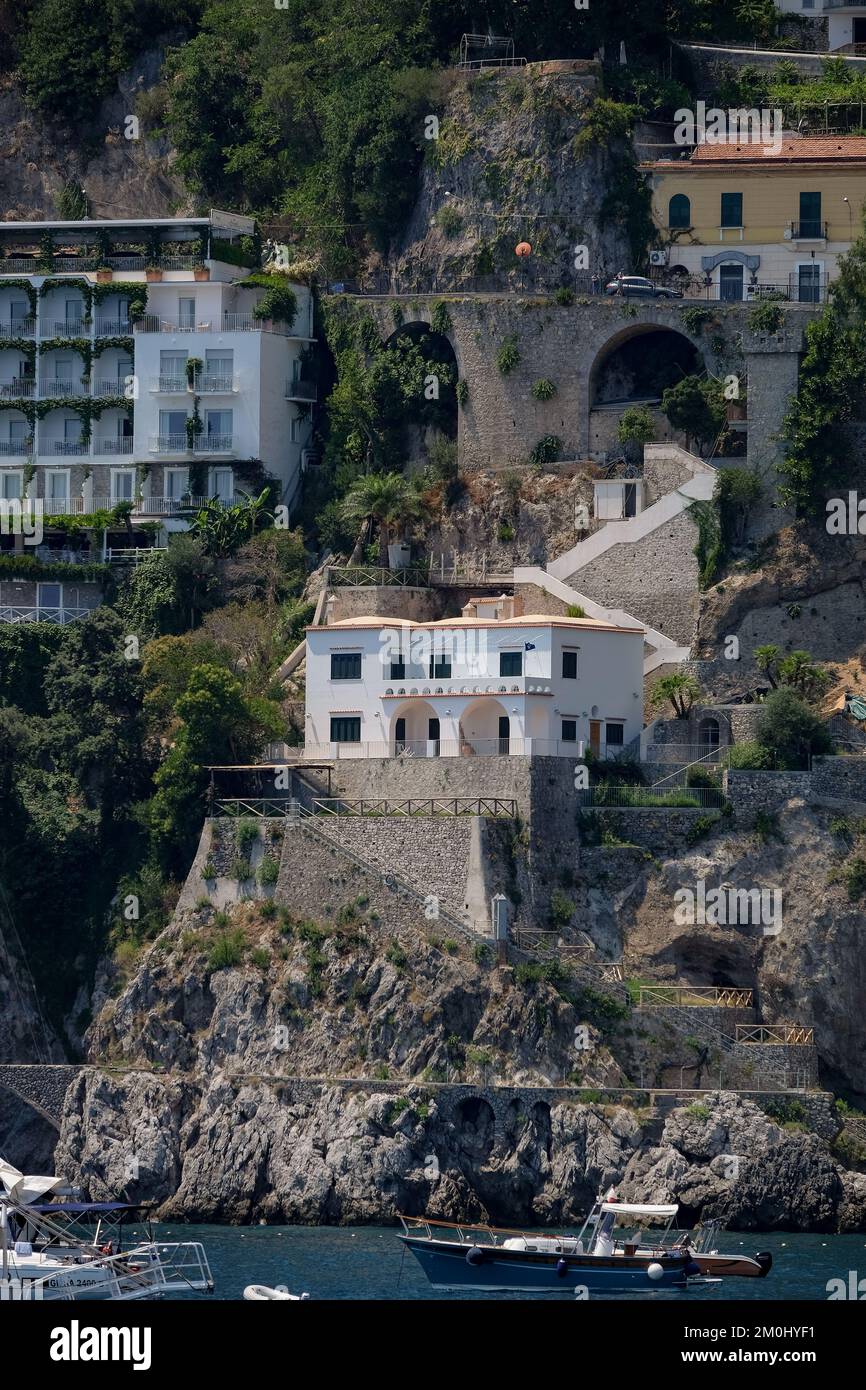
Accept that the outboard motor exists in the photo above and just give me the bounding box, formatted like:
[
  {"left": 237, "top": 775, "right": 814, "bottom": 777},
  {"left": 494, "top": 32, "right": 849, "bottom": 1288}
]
[{"left": 756, "top": 1251, "right": 773, "bottom": 1277}]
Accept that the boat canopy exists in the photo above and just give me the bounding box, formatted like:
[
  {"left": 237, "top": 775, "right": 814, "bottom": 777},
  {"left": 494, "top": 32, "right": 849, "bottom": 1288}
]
[{"left": 600, "top": 1202, "right": 679, "bottom": 1218}]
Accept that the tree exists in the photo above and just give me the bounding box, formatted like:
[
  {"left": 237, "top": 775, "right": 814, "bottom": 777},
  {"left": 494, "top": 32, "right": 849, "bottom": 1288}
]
[
  {"left": 650, "top": 672, "right": 701, "bottom": 719},
  {"left": 617, "top": 405, "right": 655, "bottom": 463},
  {"left": 756, "top": 687, "right": 834, "bottom": 769},
  {"left": 340, "top": 472, "right": 425, "bottom": 566},
  {"left": 777, "top": 650, "right": 831, "bottom": 702},
  {"left": 754, "top": 644, "right": 781, "bottom": 688},
  {"left": 661, "top": 375, "right": 726, "bottom": 453}
]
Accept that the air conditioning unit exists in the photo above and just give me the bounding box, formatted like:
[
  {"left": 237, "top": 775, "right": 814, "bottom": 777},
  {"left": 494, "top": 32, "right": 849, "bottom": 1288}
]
[
  {"left": 783, "top": 228, "right": 793, "bottom": 240},
  {"left": 649, "top": 249, "right": 668, "bottom": 266}
]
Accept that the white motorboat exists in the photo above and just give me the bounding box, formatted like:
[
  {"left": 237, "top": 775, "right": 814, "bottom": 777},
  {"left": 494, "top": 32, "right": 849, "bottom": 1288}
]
[
  {"left": 243, "top": 1284, "right": 310, "bottom": 1300},
  {"left": 0, "top": 1158, "right": 213, "bottom": 1302}
]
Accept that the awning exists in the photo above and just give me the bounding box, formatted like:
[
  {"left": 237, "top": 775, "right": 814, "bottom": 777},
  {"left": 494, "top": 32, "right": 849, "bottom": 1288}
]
[{"left": 600, "top": 1202, "right": 678, "bottom": 1218}]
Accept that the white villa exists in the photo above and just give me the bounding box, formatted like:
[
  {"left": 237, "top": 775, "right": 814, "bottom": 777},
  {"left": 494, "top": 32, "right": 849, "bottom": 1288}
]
[
  {"left": 303, "top": 595, "right": 645, "bottom": 760},
  {"left": 0, "top": 212, "right": 315, "bottom": 532}
]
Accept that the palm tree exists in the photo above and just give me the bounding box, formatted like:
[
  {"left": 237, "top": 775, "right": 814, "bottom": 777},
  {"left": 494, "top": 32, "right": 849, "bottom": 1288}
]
[
  {"left": 650, "top": 672, "right": 701, "bottom": 720},
  {"left": 340, "top": 473, "right": 425, "bottom": 567}
]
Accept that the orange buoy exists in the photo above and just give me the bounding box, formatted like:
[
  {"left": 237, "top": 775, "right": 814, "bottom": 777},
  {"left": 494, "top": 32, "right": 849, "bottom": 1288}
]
[{"left": 515, "top": 241, "right": 532, "bottom": 257}]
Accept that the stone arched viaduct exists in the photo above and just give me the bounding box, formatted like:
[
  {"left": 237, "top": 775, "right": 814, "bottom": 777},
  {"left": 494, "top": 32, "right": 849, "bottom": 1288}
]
[{"left": 351, "top": 294, "right": 814, "bottom": 478}]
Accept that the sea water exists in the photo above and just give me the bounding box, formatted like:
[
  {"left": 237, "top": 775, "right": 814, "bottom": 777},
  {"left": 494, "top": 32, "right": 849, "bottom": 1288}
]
[{"left": 129, "top": 1224, "right": 866, "bottom": 1301}]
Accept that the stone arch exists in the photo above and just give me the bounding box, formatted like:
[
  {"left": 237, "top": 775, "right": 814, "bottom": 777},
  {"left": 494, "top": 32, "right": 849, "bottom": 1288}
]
[
  {"left": 455, "top": 1095, "right": 496, "bottom": 1162},
  {"left": 386, "top": 697, "right": 442, "bottom": 755},
  {"left": 586, "top": 319, "right": 707, "bottom": 455},
  {"left": 379, "top": 318, "right": 459, "bottom": 467}
]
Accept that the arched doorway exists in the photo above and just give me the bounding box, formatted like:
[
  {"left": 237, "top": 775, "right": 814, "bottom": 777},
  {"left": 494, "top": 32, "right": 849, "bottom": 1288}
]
[
  {"left": 388, "top": 698, "right": 443, "bottom": 756},
  {"left": 698, "top": 717, "right": 720, "bottom": 748},
  {"left": 458, "top": 697, "right": 513, "bottom": 756},
  {"left": 381, "top": 322, "right": 458, "bottom": 472},
  {"left": 587, "top": 323, "right": 704, "bottom": 457}
]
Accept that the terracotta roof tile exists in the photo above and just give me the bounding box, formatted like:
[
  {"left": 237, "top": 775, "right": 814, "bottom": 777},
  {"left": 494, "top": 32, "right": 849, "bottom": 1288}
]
[{"left": 690, "top": 136, "right": 866, "bottom": 163}]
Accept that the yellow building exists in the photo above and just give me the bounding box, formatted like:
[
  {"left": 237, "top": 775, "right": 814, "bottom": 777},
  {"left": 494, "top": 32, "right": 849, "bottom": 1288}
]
[{"left": 642, "top": 135, "right": 866, "bottom": 301}]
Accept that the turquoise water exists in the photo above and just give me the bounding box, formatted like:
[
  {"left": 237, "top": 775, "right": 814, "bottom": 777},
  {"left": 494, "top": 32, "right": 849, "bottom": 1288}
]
[{"left": 130, "top": 1224, "right": 866, "bottom": 1301}]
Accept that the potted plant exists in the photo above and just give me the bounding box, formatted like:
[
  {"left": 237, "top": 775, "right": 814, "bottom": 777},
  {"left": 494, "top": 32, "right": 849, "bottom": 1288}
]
[
  {"left": 186, "top": 356, "right": 203, "bottom": 390},
  {"left": 145, "top": 266, "right": 163, "bottom": 282},
  {"left": 96, "top": 268, "right": 113, "bottom": 283},
  {"left": 194, "top": 265, "right": 210, "bottom": 282}
]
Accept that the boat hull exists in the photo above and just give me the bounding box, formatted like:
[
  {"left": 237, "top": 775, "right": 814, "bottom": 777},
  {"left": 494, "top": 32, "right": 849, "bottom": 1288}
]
[
  {"left": 401, "top": 1236, "right": 692, "bottom": 1292},
  {"left": 693, "top": 1252, "right": 772, "bottom": 1278}
]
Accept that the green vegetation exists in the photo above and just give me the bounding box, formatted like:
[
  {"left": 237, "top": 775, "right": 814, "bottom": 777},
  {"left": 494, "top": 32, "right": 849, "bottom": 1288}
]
[
  {"left": 661, "top": 374, "right": 726, "bottom": 455},
  {"left": 531, "top": 378, "right": 557, "bottom": 401},
  {"left": 496, "top": 335, "right": 521, "bottom": 375},
  {"left": 650, "top": 672, "right": 701, "bottom": 719},
  {"left": 565, "top": 604, "right": 586, "bottom": 618},
  {"left": 207, "top": 928, "right": 247, "bottom": 973}
]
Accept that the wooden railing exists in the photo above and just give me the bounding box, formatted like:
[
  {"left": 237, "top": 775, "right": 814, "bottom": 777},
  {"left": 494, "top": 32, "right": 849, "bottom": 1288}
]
[
  {"left": 639, "top": 985, "right": 754, "bottom": 1009},
  {"left": 736, "top": 1024, "right": 814, "bottom": 1046},
  {"left": 513, "top": 929, "right": 594, "bottom": 960}
]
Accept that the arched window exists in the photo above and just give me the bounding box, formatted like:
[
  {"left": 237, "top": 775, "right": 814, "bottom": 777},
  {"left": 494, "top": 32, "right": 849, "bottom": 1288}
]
[
  {"left": 669, "top": 194, "right": 691, "bottom": 229},
  {"left": 699, "top": 717, "right": 720, "bottom": 747}
]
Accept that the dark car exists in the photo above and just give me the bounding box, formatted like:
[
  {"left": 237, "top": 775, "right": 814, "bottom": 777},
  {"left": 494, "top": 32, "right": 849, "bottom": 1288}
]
[{"left": 605, "top": 276, "right": 682, "bottom": 300}]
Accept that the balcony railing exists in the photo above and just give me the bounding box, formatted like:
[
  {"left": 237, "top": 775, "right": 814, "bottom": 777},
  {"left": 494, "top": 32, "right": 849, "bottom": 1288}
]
[
  {"left": 51, "top": 320, "right": 86, "bottom": 336},
  {"left": 196, "top": 374, "right": 235, "bottom": 392},
  {"left": 135, "top": 494, "right": 239, "bottom": 515},
  {"left": 91, "top": 379, "right": 130, "bottom": 397},
  {"left": 789, "top": 221, "right": 828, "bottom": 240},
  {"left": 285, "top": 378, "right": 317, "bottom": 401},
  {"left": 196, "top": 434, "right": 234, "bottom": 452},
  {"left": 93, "top": 437, "right": 133, "bottom": 455},
  {"left": 3, "top": 317, "right": 36, "bottom": 336},
  {"left": 41, "top": 380, "right": 88, "bottom": 398},
  {"left": 151, "top": 376, "right": 188, "bottom": 393},
  {"left": 94, "top": 318, "right": 132, "bottom": 335},
  {"left": 107, "top": 255, "right": 146, "bottom": 271},
  {"left": 0, "top": 438, "right": 33, "bottom": 455},
  {"left": 0, "top": 380, "right": 35, "bottom": 399},
  {"left": 39, "top": 441, "right": 88, "bottom": 456},
  {"left": 0, "top": 605, "right": 93, "bottom": 624},
  {"left": 135, "top": 312, "right": 293, "bottom": 335},
  {"left": 149, "top": 433, "right": 188, "bottom": 454},
  {"left": 0, "top": 259, "right": 37, "bottom": 274},
  {"left": 53, "top": 257, "right": 98, "bottom": 272}
]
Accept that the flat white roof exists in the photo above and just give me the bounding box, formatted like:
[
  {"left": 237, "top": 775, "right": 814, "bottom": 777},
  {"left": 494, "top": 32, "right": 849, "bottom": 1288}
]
[{"left": 311, "top": 613, "right": 645, "bottom": 636}]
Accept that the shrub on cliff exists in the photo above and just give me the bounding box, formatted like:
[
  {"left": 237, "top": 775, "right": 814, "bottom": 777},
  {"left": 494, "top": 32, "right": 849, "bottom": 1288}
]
[{"left": 756, "top": 688, "right": 834, "bottom": 770}]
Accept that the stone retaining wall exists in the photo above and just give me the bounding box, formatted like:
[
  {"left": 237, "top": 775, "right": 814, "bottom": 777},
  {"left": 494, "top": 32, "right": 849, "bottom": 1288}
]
[
  {"left": 811, "top": 755, "right": 866, "bottom": 803},
  {"left": 724, "top": 769, "right": 812, "bottom": 821}
]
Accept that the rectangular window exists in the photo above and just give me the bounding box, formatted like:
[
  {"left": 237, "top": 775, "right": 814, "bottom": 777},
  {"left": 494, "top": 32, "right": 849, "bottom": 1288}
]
[
  {"left": 428, "top": 654, "right": 451, "bottom": 679},
  {"left": 562, "top": 649, "right": 578, "bottom": 679},
  {"left": 389, "top": 660, "right": 406, "bottom": 680},
  {"left": 178, "top": 297, "right": 196, "bottom": 330},
  {"left": 46, "top": 471, "right": 68, "bottom": 500},
  {"left": 112, "top": 470, "right": 134, "bottom": 501},
  {"left": 798, "top": 191, "right": 822, "bottom": 238},
  {"left": 165, "top": 468, "right": 189, "bottom": 500},
  {"left": 9, "top": 420, "right": 27, "bottom": 442},
  {"left": 605, "top": 722, "right": 625, "bottom": 747},
  {"left": 0, "top": 472, "right": 22, "bottom": 499},
  {"left": 720, "top": 192, "right": 743, "bottom": 228},
  {"left": 211, "top": 467, "right": 234, "bottom": 500},
  {"left": 330, "top": 652, "right": 362, "bottom": 680},
  {"left": 500, "top": 651, "right": 522, "bottom": 677},
  {"left": 205, "top": 409, "right": 232, "bottom": 442},
  {"left": 330, "top": 716, "right": 361, "bottom": 743},
  {"left": 561, "top": 719, "right": 577, "bottom": 743}
]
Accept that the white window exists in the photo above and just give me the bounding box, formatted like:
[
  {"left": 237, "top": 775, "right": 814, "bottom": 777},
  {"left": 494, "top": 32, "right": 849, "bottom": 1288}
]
[
  {"left": 160, "top": 351, "right": 187, "bottom": 385},
  {"left": 178, "top": 297, "right": 196, "bottom": 330},
  {"left": 37, "top": 582, "right": 62, "bottom": 616},
  {"left": 117, "top": 357, "right": 133, "bottom": 384},
  {"left": 205, "top": 409, "right": 232, "bottom": 440},
  {"left": 63, "top": 418, "right": 81, "bottom": 443},
  {"left": 211, "top": 467, "right": 234, "bottom": 500},
  {"left": 159, "top": 410, "right": 187, "bottom": 444},
  {"left": 9, "top": 420, "right": 28, "bottom": 443},
  {"left": 46, "top": 471, "right": 69, "bottom": 500},
  {"left": 65, "top": 299, "right": 82, "bottom": 327},
  {"left": 54, "top": 356, "right": 73, "bottom": 380},
  {"left": 165, "top": 467, "right": 189, "bottom": 499},
  {"left": 0, "top": 471, "right": 22, "bottom": 498},
  {"left": 111, "top": 469, "right": 134, "bottom": 501},
  {"left": 290, "top": 416, "right": 302, "bottom": 443},
  {"left": 9, "top": 299, "right": 28, "bottom": 327}
]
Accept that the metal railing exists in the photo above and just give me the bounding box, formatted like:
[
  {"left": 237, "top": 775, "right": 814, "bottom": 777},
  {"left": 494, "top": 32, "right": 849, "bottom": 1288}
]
[
  {"left": 513, "top": 929, "right": 594, "bottom": 959},
  {"left": 0, "top": 380, "right": 35, "bottom": 398},
  {"left": 329, "top": 564, "right": 430, "bottom": 587},
  {"left": 91, "top": 379, "right": 130, "bottom": 396},
  {"left": 285, "top": 378, "right": 317, "bottom": 401},
  {"left": 645, "top": 742, "right": 727, "bottom": 765},
  {"left": 3, "top": 317, "right": 36, "bottom": 336},
  {"left": 0, "top": 439, "right": 32, "bottom": 455},
  {"left": 149, "top": 434, "right": 188, "bottom": 453},
  {"left": 303, "top": 737, "right": 627, "bottom": 760},
  {"left": 639, "top": 985, "right": 754, "bottom": 1009},
  {"left": 94, "top": 318, "right": 132, "bottom": 335},
  {"left": 92, "top": 437, "right": 133, "bottom": 455},
  {"left": 39, "top": 441, "right": 88, "bottom": 456},
  {"left": 151, "top": 376, "right": 187, "bottom": 393},
  {"left": 0, "top": 605, "right": 92, "bottom": 624},
  {"left": 789, "top": 221, "right": 828, "bottom": 240},
  {"left": 736, "top": 1024, "right": 814, "bottom": 1046},
  {"left": 41, "top": 380, "right": 87, "bottom": 398},
  {"left": 51, "top": 320, "right": 85, "bottom": 336},
  {"left": 196, "top": 374, "right": 235, "bottom": 392},
  {"left": 196, "top": 434, "right": 233, "bottom": 452},
  {"left": 576, "top": 784, "right": 725, "bottom": 809},
  {"left": 0, "top": 259, "right": 37, "bottom": 273},
  {"left": 309, "top": 797, "right": 518, "bottom": 818}
]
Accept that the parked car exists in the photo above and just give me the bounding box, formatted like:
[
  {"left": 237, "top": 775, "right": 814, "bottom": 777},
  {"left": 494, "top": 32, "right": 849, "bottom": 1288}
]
[{"left": 604, "top": 275, "right": 682, "bottom": 299}]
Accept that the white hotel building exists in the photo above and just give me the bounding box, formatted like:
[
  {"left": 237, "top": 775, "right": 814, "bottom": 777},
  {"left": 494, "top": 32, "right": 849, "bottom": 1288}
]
[
  {"left": 0, "top": 213, "right": 314, "bottom": 529},
  {"left": 304, "top": 596, "right": 645, "bottom": 760}
]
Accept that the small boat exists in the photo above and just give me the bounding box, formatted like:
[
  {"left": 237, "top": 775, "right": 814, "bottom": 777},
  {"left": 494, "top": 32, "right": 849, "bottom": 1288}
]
[
  {"left": 399, "top": 1199, "right": 701, "bottom": 1293},
  {"left": 400, "top": 1193, "right": 771, "bottom": 1294},
  {"left": 243, "top": 1284, "right": 310, "bottom": 1300},
  {"left": 0, "top": 1159, "right": 214, "bottom": 1302}
]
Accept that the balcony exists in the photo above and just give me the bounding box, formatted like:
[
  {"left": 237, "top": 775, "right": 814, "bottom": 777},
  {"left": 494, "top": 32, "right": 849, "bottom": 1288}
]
[
  {"left": 149, "top": 433, "right": 188, "bottom": 455},
  {"left": 53, "top": 257, "right": 98, "bottom": 273},
  {"left": 3, "top": 317, "right": 36, "bottom": 337},
  {"left": 148, "top": 434, "right": 234, "bottom": 456},
  {"left": 195, "top": 434, "right": 234, "bottom": 453},
  {"left": 134, "top": 313, "right": 294, "bottom": 336},
  {"left": 41, "top": 380, "right": 88, "bottom": 398},
  {"left": 285, "top": 378, "right": 317, "bottom": 402},
  {"left": 0, "top": 438, "right": 33, "bottom": 455},
  {"left": 0, "top": 259, "right": 37, "bottom": 274},
  {"left": 0, "top": 604, "right": 93, "bottom": 624},
  {"left": 93, "top": 437, "right": 134, "bottom": 455},
  {"left": 789, "top": 221, "right": 828, "bottom": 240},
  {"left": 38, "top": 441, "right": 88, "bottom": 456},
  {"left": 91, "top": 379, "right": 130, "bottom": 397},
  {"left": 94, "top": 318, "right": 131, "bottom": 335},
  {"left": 150, "top": 376, "right": 188, "bottom": 394},
  {"left": 0, "top": 380, "right": 35, "bottom": 399},
  {"left": 196, "top": 374, "right": 235, "bottom": 393},
  {"left": 50, "top": 320, "right": 86, "bottom": 336},
  {"left": 381, "top": 677, "right": 551, "bottom": 696}
]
